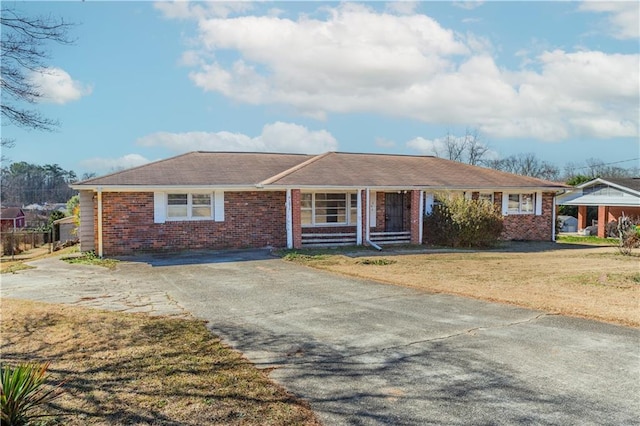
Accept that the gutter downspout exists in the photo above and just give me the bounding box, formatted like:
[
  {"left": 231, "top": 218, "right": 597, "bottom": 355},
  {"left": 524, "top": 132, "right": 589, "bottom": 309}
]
[
  {"left": 552, "top": 193, "right": 557, "bottom": 242},
  {"left": 97, "top": 188, "right": 103, "bottom": 258},
  {"left": 364, "top": 188, "right": 382, "bottom": 251}
]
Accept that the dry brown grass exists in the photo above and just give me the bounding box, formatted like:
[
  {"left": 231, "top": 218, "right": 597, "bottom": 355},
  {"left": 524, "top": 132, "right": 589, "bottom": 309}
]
[
  {"left": 1, "top": 299, "right": 320, "bottom": 426},
  {"left": 288, "top": 243, "right": 640, "bottom": 327}
]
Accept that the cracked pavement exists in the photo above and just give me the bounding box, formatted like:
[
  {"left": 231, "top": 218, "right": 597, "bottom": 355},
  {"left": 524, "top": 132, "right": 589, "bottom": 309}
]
[{"left": 2, "top": 249, "right": 639, "bottom": 425}]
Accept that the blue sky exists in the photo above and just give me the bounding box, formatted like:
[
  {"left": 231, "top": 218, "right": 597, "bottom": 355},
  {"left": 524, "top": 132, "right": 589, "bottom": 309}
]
[{"left": 2, "top": 1, "right": 639, "bottom": 176}]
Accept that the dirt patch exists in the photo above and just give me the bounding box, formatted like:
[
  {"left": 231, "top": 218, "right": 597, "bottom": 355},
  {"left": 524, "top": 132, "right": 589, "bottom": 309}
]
[
  {"left": 0, "top": 299, "right": 320, "bottom": 425},
  {"left": 288, "top": 244, "right": 640, "bottom": 327}
]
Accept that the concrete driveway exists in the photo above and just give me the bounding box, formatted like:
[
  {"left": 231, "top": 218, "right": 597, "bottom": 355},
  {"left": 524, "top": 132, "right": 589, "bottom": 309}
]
[{"left": 2, "top": 250, "right": 639, "bottom": 425}]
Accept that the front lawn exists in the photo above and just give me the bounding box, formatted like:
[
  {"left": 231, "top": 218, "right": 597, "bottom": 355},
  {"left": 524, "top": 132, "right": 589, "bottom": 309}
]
[
  {"left": 284, "top": 242, "right": 639, "bottom": 327},
  {"left": 0, "top": 299, "right": 320, "bottom": 425}
]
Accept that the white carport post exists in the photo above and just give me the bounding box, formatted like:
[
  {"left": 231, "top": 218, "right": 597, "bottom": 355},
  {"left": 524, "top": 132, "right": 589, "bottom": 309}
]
[
  {"left": 286, "top": 189, "right": 293, "bottom": 249},
  {"left": 365, "top": 188, "right": 371, "bottom": 242}
]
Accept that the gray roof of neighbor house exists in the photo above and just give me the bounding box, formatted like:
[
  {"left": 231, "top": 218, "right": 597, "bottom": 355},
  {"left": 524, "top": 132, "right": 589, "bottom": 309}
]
[
  {"left": 595, "top": 177, "right": 640, "bottom": 193},
  {"left": 73, "top": 151, "right": 567, "bottom": 190}
]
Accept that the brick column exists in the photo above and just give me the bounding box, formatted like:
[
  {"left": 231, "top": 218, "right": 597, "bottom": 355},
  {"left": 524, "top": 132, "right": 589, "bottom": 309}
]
[
  {"left": 410, "top": 190, "right": 422, "bottom": 244},
  {"left": 291, "top": 189, "right": 302, "bottom": 249},
  {"left": 597, "top": 205, "right": 609, "bottom": 238},
  {"left": 577, "top": 205, "right": 587, "bottom": 230}
]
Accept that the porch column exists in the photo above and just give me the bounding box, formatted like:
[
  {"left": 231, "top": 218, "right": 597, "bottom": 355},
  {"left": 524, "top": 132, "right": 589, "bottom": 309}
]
[
  {"left": 410, "top": 190, "right": 422, "bottom": 245},
  {"left": 597, "top": 205, "right": 609, "bottom": 238},
  {"left": 356, "top": 189, "right": 363, "bottom": 245},
  {"left": 291, "top": 189, "right": 302, "bottom": 249},
  {"left": 285, "top": 189, "right": 293, "bottom": 249},
  {"left": 577, "top": 205, "right": 587, "bottom": 230}
]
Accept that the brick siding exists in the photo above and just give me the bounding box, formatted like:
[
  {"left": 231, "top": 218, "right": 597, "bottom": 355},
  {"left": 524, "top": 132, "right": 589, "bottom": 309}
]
[
  {"left": 99, "top": 191, "right": 287, "bottom": 256},
  {"left": 500, "top": 192, "right": 555, "bottom": 241}
]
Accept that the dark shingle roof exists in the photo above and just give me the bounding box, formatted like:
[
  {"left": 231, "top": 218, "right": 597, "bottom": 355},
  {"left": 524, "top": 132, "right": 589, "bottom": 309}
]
[
  {"left": 0, "top": 208, "right": 25, "bottom": 219},
  {"left": 266, "top": 152, "right": 562, "bottom": 188},
  {"left": 78, "top": 152, "right": 314, "bottom": 186},
  {"left": 75, "top": 151, "right": 566, "bottom": 189},
  {"left": 602, "top": 177, "right": 640, "bottom": 192}
]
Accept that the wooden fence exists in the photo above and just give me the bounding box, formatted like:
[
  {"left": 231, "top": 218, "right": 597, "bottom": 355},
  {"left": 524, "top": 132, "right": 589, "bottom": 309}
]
[{"left": 1, "top": 229, "right": 53, "bottom": 259}]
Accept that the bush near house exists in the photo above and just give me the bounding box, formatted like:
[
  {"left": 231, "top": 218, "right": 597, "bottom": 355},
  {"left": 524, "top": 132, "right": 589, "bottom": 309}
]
[{"left": 423, "top": 194, "right": 503, "bottom": 248}]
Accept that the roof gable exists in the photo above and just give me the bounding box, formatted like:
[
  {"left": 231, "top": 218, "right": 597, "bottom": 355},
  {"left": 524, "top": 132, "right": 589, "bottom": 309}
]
[
  {"left": 266, "top": 152, "right": 564, "bottom": 189},
  {"left": 0, "top": 208, "right": 25, "bottom": 220},
  {"left": 578, "top": 177, "right": 640, "bottom": 194}
]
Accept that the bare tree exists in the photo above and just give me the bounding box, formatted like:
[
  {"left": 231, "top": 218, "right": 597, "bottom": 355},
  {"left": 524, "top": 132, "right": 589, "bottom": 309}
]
[
  {"left": 1, "top": 7, "right": 73, "bottom": 132},
  {"left": 431, "top": 128, "right": 491, "bottom": 165},
  {"left": 464, "top": 128, "right": 489, "bottom": 166},
  {"left": 486, "top": 153, "right": 560, "bottom": 181}
]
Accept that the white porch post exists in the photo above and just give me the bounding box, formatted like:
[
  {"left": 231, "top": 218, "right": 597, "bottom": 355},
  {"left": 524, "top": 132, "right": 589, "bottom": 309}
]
[
  {"left": 418, "top": 190, "right": 424, "bottom": 244},
  {"left": 356, "top": 189, "right": 363, "bottom": 245},
  {"left": 365, "top": 188, "right": 371, "bottom": 241},
  {"left": 286, "top": 189, "right": 293, "bottom": 249}
]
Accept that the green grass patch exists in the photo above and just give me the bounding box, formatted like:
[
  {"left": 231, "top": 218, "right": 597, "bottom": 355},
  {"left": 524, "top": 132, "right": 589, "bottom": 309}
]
[
  {"left": 281, "top": 251, "right": 330, "bottom": 262},
  {"left": 62, "top": 251, "right": 119, "bottom": 269},
  {"left": 0, "top": 263, "right": 36, "bottom": 274},
  {"left": 557, "top": 235, "right": 618, "bottom": 246},
  {"left": 356, "top": 258, "right": 397, "bottom": 266}
]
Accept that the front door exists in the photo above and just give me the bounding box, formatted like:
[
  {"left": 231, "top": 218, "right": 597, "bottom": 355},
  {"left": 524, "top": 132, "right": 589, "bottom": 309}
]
[{"left": 385, "top": 193, "right": 405, "bottom": 232}]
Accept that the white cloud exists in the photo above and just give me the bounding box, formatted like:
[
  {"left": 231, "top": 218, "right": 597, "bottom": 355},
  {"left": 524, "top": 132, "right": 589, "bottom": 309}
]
[
  {"left": 453, "top": 1, "right": 485, "bottom": 10},
  {"left": 29, "top": 68, "right": 92, "bottom": 104},
  {"left": 154, "top": 1, "right": 253, "bottom": 20},
  {"left": 80, "top": 154, "right": 152, "bottom": 173},
  {"left": 162, "top": 3, "right": 639, "bottom": 141},
  {"left": 136, "top": 122, "right": 338, "bottom": 154},
  {"left": 385, "top": 1, "right": 419, "bottom": 16},
  {"left": 579, "top": 1, "right": 639, "bottom": 40}
]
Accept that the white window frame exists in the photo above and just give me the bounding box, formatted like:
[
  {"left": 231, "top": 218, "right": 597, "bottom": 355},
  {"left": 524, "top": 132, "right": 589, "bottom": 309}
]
[
  {"left": 506, "top": 193, "right": 535, "bottom": 215},
  {"left": 301, "top": 192, "right": 358, "bottom": 227},
  {"left": 166, "top": 192, "right": 214, "bottom": 221}
]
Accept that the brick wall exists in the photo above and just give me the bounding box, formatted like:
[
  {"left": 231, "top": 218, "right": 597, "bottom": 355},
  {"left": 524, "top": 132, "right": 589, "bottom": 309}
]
[
  {"left": 501, "top": 192, "right": 555, "bottom": 241},
  {"left": 99, "top": 191, "right": 287, "bottom": 255}
]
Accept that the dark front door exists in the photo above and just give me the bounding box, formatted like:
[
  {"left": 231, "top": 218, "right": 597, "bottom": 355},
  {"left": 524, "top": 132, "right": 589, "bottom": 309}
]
[{"left": 385, "top": 193, "right": 405, "bottom": 232}]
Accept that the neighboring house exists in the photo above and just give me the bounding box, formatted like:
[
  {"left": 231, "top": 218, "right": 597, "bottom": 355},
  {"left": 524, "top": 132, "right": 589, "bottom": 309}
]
[
  {"left": 53, "top": 216, "right": 77, "bottom": 242},
  {"left": 557, "top": 177, "right": 640, "bottom": 238},
  {"left": 71, "top": 151, "right": 567, "bottom": 256},
  {"left": 0, "top": 207, "right": 26, "bottom": 231}
]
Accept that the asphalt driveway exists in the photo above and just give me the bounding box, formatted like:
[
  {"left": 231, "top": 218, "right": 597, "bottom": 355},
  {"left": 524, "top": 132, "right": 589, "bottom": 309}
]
[{"left": 2, "top": 250, "right": 639, "bottom": 425}]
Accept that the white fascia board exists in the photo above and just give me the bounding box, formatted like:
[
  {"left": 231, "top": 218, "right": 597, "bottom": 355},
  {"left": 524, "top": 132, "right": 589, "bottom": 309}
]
[
  {"left": 560, "top": 196, "right": 640, "bottom": 207},
  {"left": 69, "top": 184, "right": 273, "bottom": 192},
  {"left": 267, "top": 185, "right": 565, "bottom": 192}
]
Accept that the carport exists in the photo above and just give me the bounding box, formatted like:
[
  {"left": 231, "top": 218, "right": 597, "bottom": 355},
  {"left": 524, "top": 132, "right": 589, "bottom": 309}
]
[{"left": 557, "top": 177, "right": 640, "bottom": 237}]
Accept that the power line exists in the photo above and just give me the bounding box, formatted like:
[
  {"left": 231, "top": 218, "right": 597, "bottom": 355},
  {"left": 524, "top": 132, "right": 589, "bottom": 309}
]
[{"left": 570, "top": 157, "right": 639, "bottom": 171}]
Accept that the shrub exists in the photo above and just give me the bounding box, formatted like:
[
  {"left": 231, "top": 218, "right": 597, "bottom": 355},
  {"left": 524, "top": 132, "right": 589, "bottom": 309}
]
[
  {"left": 423, "top": 193, "right": 503, "bottom": 248},
  {"left": 0, "top": 362, "right": 64, "bottom": 426},
  {"left": 616, "top": 214, "right": 640, "bottom": 256}
]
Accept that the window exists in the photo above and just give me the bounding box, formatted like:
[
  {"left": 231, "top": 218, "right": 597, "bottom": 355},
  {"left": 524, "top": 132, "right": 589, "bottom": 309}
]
[
  {"left": 301, "top": 192, "right": 358, "bottom": 226},
  {"left": 167, "top": 193, "right": 213, "bottom": 220},
  {"left": 478, "top": 193, "right": 494, "bottom": 203},
  {"left": 507, "top": 193, "right": 534, "bottom": 214}
]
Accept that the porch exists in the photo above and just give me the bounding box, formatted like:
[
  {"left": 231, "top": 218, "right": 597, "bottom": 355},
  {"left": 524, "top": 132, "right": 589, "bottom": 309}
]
[{"left": 290, "top": 189, "right": 422, "bottom": 249}]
